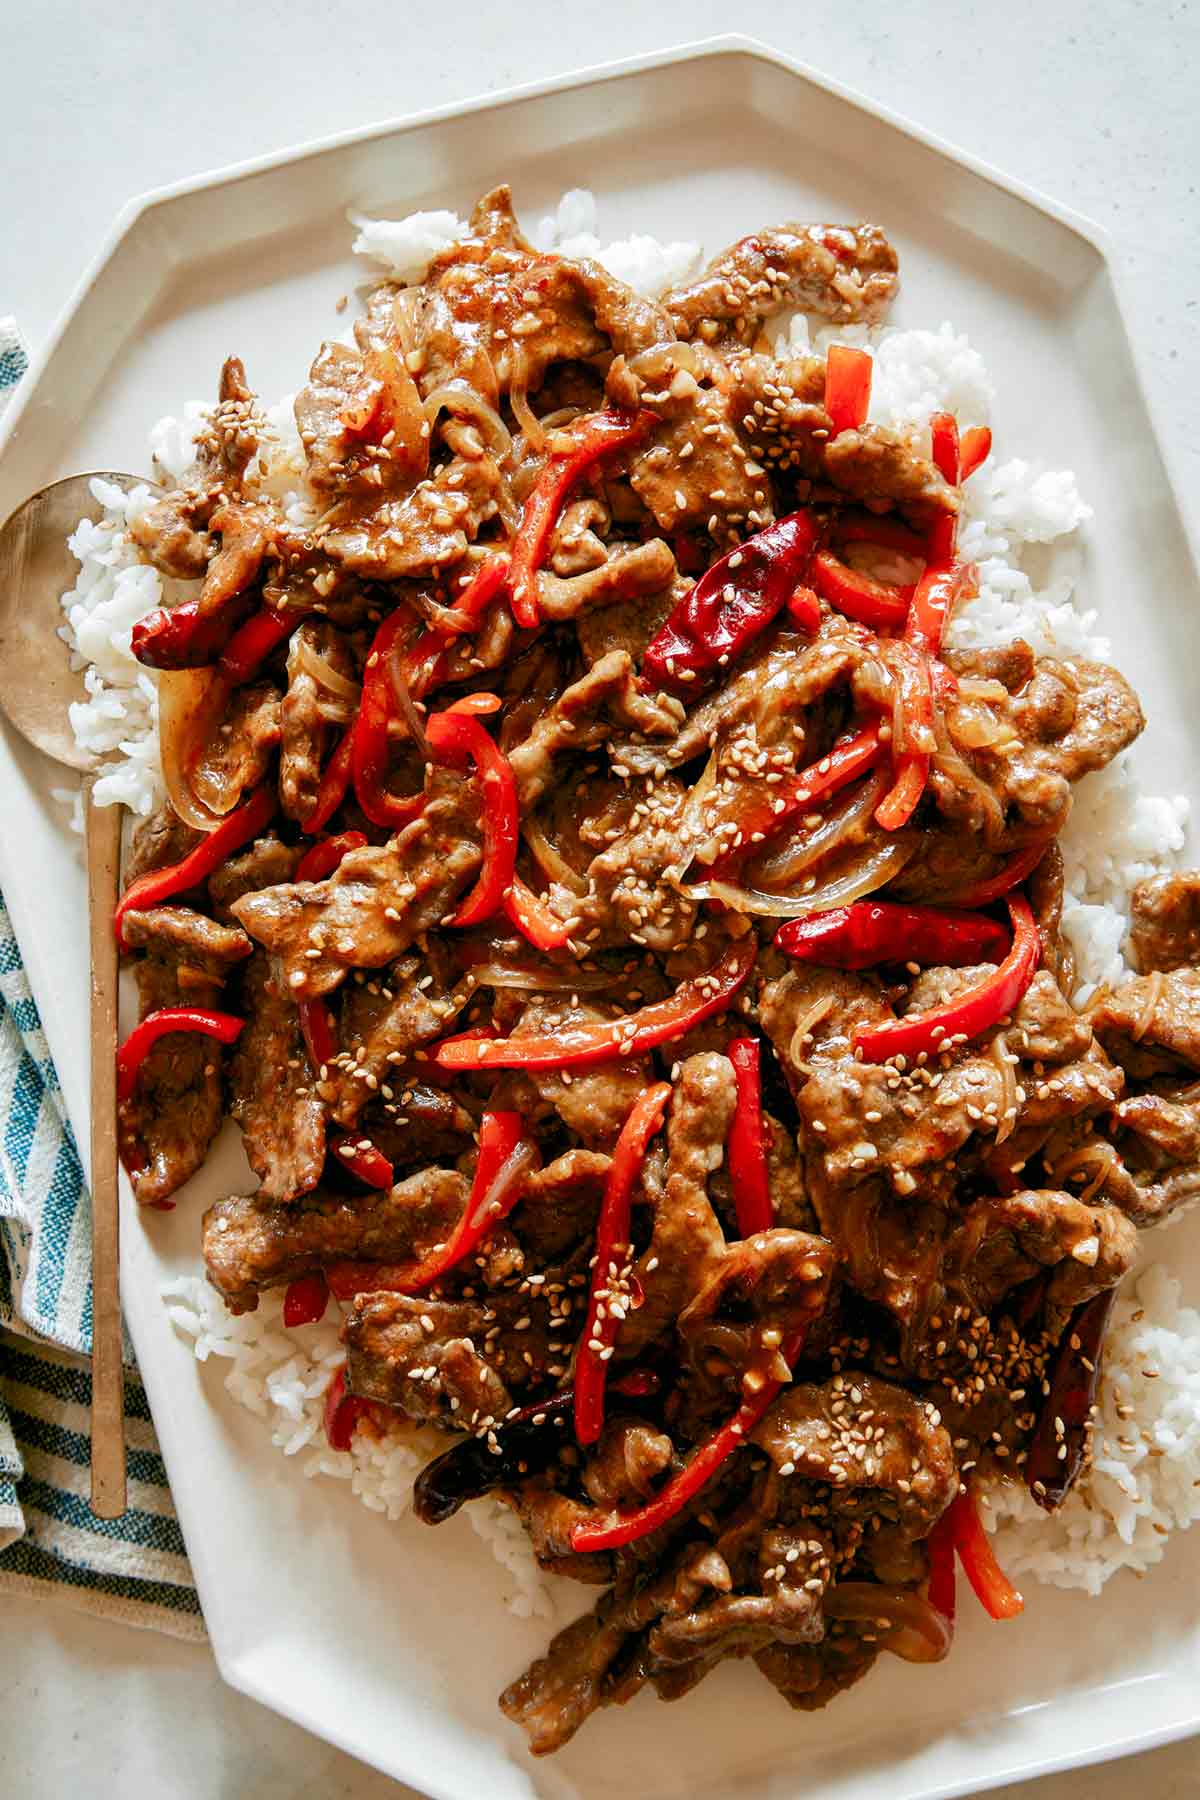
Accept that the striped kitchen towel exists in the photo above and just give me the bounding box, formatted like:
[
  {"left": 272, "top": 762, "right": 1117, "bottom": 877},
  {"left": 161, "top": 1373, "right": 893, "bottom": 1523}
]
[{"left": 0, "top": 325, "right": 205, "bottom": 1637}]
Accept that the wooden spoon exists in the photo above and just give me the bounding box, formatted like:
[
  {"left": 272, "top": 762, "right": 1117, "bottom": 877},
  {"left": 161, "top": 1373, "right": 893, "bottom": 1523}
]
[{"left": 0, "top": 471, "right": 157, "bottom": 1519}]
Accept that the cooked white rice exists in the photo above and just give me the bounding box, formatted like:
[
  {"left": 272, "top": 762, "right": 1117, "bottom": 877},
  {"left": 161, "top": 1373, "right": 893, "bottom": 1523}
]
[
  {"left": 58, "top": 189, "right": 1197, "bottom": 1603},
  {"left": 162, "top": 1274, "right": 552, "bottom": 1619}
]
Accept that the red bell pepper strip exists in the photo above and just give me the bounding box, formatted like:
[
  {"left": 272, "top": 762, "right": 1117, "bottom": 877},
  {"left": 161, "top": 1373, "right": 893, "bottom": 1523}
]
[
  {"left": 775, "top": 901, "right": 1010, "bottom": 972},
  {"left": 114, "top": 783, "right": 278, "bottom": 947},
  {"left": 509, "top": 411, "right": 655, "bottom": 628},
  {"left": 217, "top": 605, "right": 296, "bottom": 684},
  {"left": 117, "top": 1007, "right": 244, "bottom": 1102},
  {"left": 425, "top": 710, "right": 518, "bottom": 928},
  {"left": 832, "top": 512, "right": 930, "bottom": 558},
  {"left": 381, "top": 1111, "right": 530, "bottom": 1295},
  {"left": 323, "top": 1365, "right": 372, "bottom": 1452},
  {"left": 282, "top": 1271, "right": 329, "bottom": 1328},
  {"left": 787, "top": 584, "right": 821, "bottom": 632},
  {"left": 444, "top": 691, "right": 503, "bottom": 717},
  {"left": 294, "top": 830, "right": 368, "bottom": 885},
  {"left": 294, "top": 831, "right": 367, "bottom": 1069},
  {"left": 1025, "top": 1286, "right": 1117, "bottom": 1511},
  {"left": 824, "top": 345, "right": 873, "bottom": 436},
  {"left": 570, "top": 1324, "right": 809, "bottom": 1552},
  {"left": 433, "top": 937, "right": 756, "bottom": 1073},
  {"left": 810, "top": 550, "right": 912, "bottom": 630},
  {"left": 304, "top": 725, "right": 355, "bottom": 835},
  {"left": 298, "top": 998, "right": 336, "bottom": 1071},
  {"left": 644, "top": 510, "right": 819, "bottom": 692},
  {"left": 706, "top": 723, "right": 887, "bottom": 880},
  {"left": 949, "top": 841, "right": 1049, "bottom": 909},
  {"left": 503, "top": 875, "right": 573, "bottom": 951},
  {"left": 938, "top": 1488, "right": 1024, "bottom": 1620},
  {"left": 959, "top": 425, "right": 992, "bottom": 482},
  {"left": 726, "top": 1038, "right": 772, "bottom": 1238},
  {"left": 352, "top": 607, "right": 426, "bottom": 829},
  {"left": 853, "top": 894, "right": 1040, "bottom": 1064},
  {"left": 444, "top": 553, "right": 511, "bottom": 632},
  {"left": 925, "top": 1508, "right": 958, "bottom": 1627},
  {"left": 575, "top": 1082, "right": 672, "bottom": 1447},
  {"left": 903, "top": 561, "right": 960, "bottom": 658},
  {"left": 875, "top": 641, "right": 934, "bottom": 831},
  {"left": 930, "top": 412, "right": 961, "bottom": 486},
  {"left": 399, "top": 555, "right": 512, "bottom": 698},
  {"left": 330, "top": 1135, "right": 394, "bottom": 1189}
]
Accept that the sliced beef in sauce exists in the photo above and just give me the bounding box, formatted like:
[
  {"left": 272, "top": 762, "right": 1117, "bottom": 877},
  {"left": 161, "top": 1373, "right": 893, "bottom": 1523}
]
[{"left": 118, "top": 907, "right": 252, "bottom": 1205}]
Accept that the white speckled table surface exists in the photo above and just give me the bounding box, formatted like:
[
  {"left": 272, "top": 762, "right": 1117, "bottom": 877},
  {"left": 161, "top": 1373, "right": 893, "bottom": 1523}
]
[{"left": 4, "top": 1, "right": 1199, "bottom": 1794}]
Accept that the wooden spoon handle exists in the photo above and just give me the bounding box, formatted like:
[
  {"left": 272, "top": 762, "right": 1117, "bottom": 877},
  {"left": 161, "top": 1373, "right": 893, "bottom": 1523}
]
[{"left": 85, "top": 780, "right": 125, "bottom": 1518}]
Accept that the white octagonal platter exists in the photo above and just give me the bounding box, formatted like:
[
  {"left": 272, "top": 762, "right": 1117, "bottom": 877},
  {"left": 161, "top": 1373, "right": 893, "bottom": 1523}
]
[{"left": 1, "top": 35, "right": 1197, "bottom": 1800}]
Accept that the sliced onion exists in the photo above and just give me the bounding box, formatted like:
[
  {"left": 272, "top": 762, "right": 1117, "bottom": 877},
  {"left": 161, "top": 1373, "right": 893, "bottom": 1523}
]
[
  {"left": 469, "top": 1137, "right": 540, "bottom": 1232},
  {"left": 931, "top": 696, "right": 1007, "bottom": 843},
  {"left": 687, "top": 835, "right": 914, "bottom": 918},
  {"left": 507, "top": 350, "right": 544, "bottom": 454},
  {"left": 991, "top": 1033, "right": 1019, "bottom": 1146},
  {"left": 156, "top": 666, "right": 229, "bottom": 830},
  {"left": 522, "top": 816, "right": 588, "bottom": 896},
  {"left": 466, "top": 962, "right": 610, "bottom": 992},
  {"left": 949, "top": 700, "right": 1017, "bottom": 751},
  {"left": 422, "top": 383, "right": 512, "bottom": 460},
  {"left": 292, "top": 633, "right": 361, "bottom": 706},
  {"left": 823, "top": 1583, "right": 952, "bottom": 1664},
  {"left": 748, "top": 770, "right": 889, "bottom": 890},
  {"left": 386, "top": 644, "right": 432, "bottom": 763},
  {"left": 788, "top": 994, "right": 835, "bottom": 1072},
  {"left": 1131, "top": 968, "right": 1164, "bottom": 1042},
  {"left": 1050, "top": 1139, "right": 1121, "bottom": 1202}
]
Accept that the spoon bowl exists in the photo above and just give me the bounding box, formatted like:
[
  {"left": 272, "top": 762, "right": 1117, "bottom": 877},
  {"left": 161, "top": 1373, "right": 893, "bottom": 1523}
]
[
  {"left": 0, "top": 472, "right": 155, "bottom": 768},
  {"left": 0, "top": 467, "right": 155, "bottom": 1522}
]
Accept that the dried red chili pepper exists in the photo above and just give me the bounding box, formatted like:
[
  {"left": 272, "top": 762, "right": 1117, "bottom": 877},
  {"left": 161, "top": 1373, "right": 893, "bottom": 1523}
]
[
  {"left": 217, "top": 605, "right": 296, "bottom": 684},
  {"left": 775, "top": 901, "right": 1009, "bottom": 972},
  {"left": 643, "top": 510, "right": 819, "bottom": 692},
  {"left": 1025, "top": 1286, "right": 1118, "bottom": 1511}
]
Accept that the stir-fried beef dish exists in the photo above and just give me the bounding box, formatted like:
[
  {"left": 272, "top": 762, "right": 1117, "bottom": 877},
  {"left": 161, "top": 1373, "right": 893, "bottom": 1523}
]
[{"left": 115, "top": 187, "right": 1199, "bottom": 1752}]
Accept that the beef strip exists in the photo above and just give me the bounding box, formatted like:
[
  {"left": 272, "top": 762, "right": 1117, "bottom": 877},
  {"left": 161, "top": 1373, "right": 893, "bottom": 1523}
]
[
  {"left": 207, "top": 833, "right": 302, "bottom": 923},
  {"left": 1090, "top": 967, "right": 1200, "bottom": 1077},
  {"left": 1129, "top": 872, "right": 1200, "bottom": 974},
  {"left": 322, "top": 956, "right": 471, "bottom": 1127},
  {"left": 752, "top": 1373, "right": 957, "bottom": 1540},
  {"left": 662, "top": 223, "right": 899, "bottom": 342},
  {"left": 202, "top": 1167, "right": 466, "bottom": 1312},
  {"left": 227, "top": 951, "right": 326, "bottom": 1202},
  {"left": 126, "top": 803, "right": 203, "bottom": 886},
  {"left": 118, "top": 906, "right": 252, "bottom": 1205},
  {"left": 232, "top": 773, "right": 480, "bottom": 996},
  {"left": 342, "top": 1273, "right": 583, "bottom": 1425},
  {"left": 506, "top": 651, "right": 642, "bottom": 809},
  {"left": 947, "top": 1189, "right": 1137, "bottom": 1331},
  {"left": 1105, "top": 1089, "right": 1200, "bottom": 1224},
  {"left": 190, "top": 680, "right": 281, "bottom": 816},
  {"left": 510, "top": 998, "right": 649, "bottom": 1146}
]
